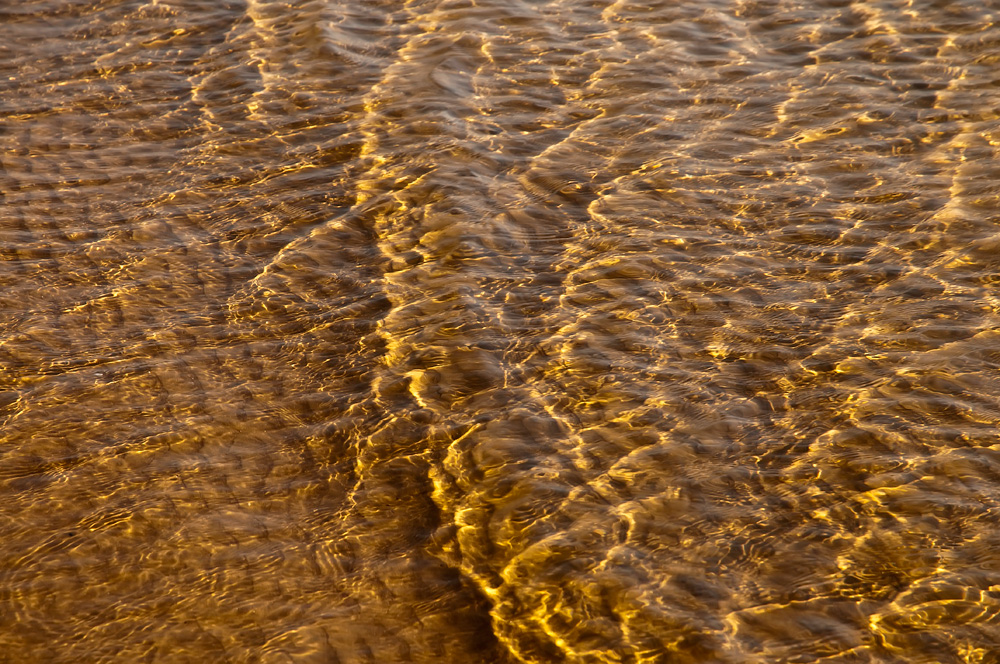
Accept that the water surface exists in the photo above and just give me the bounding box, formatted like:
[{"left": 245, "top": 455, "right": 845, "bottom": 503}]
[{"left": 2, "top": 0, "right": 1000, "bottom": 661}]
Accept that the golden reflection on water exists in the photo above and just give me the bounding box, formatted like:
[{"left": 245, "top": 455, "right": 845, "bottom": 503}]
[{"left": 2, "top": 0, "right": 1000, "bottom": 661}]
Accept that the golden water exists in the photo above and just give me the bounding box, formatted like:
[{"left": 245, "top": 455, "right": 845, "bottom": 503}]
[{"left": 2, "top": 0, "right": 1000, "bottom": 661}]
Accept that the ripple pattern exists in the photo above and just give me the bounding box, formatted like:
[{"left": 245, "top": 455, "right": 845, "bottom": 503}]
[{"left": 1, "top": 0, "right": 1000, "bottom": 662}]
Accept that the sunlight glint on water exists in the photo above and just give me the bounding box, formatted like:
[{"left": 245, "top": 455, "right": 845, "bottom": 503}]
[{"left": 1, "top": 0, "right": 1000, "bottom": 662}]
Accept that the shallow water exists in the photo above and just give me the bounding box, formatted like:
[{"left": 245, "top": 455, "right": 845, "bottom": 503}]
[{"left": 2, "top": 0, "right": 1000, "bottom": 661}]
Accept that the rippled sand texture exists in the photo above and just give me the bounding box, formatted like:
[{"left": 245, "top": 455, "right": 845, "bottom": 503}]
[{"left": 2, "top": 0, "right": 1000, "bottom": 661}]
